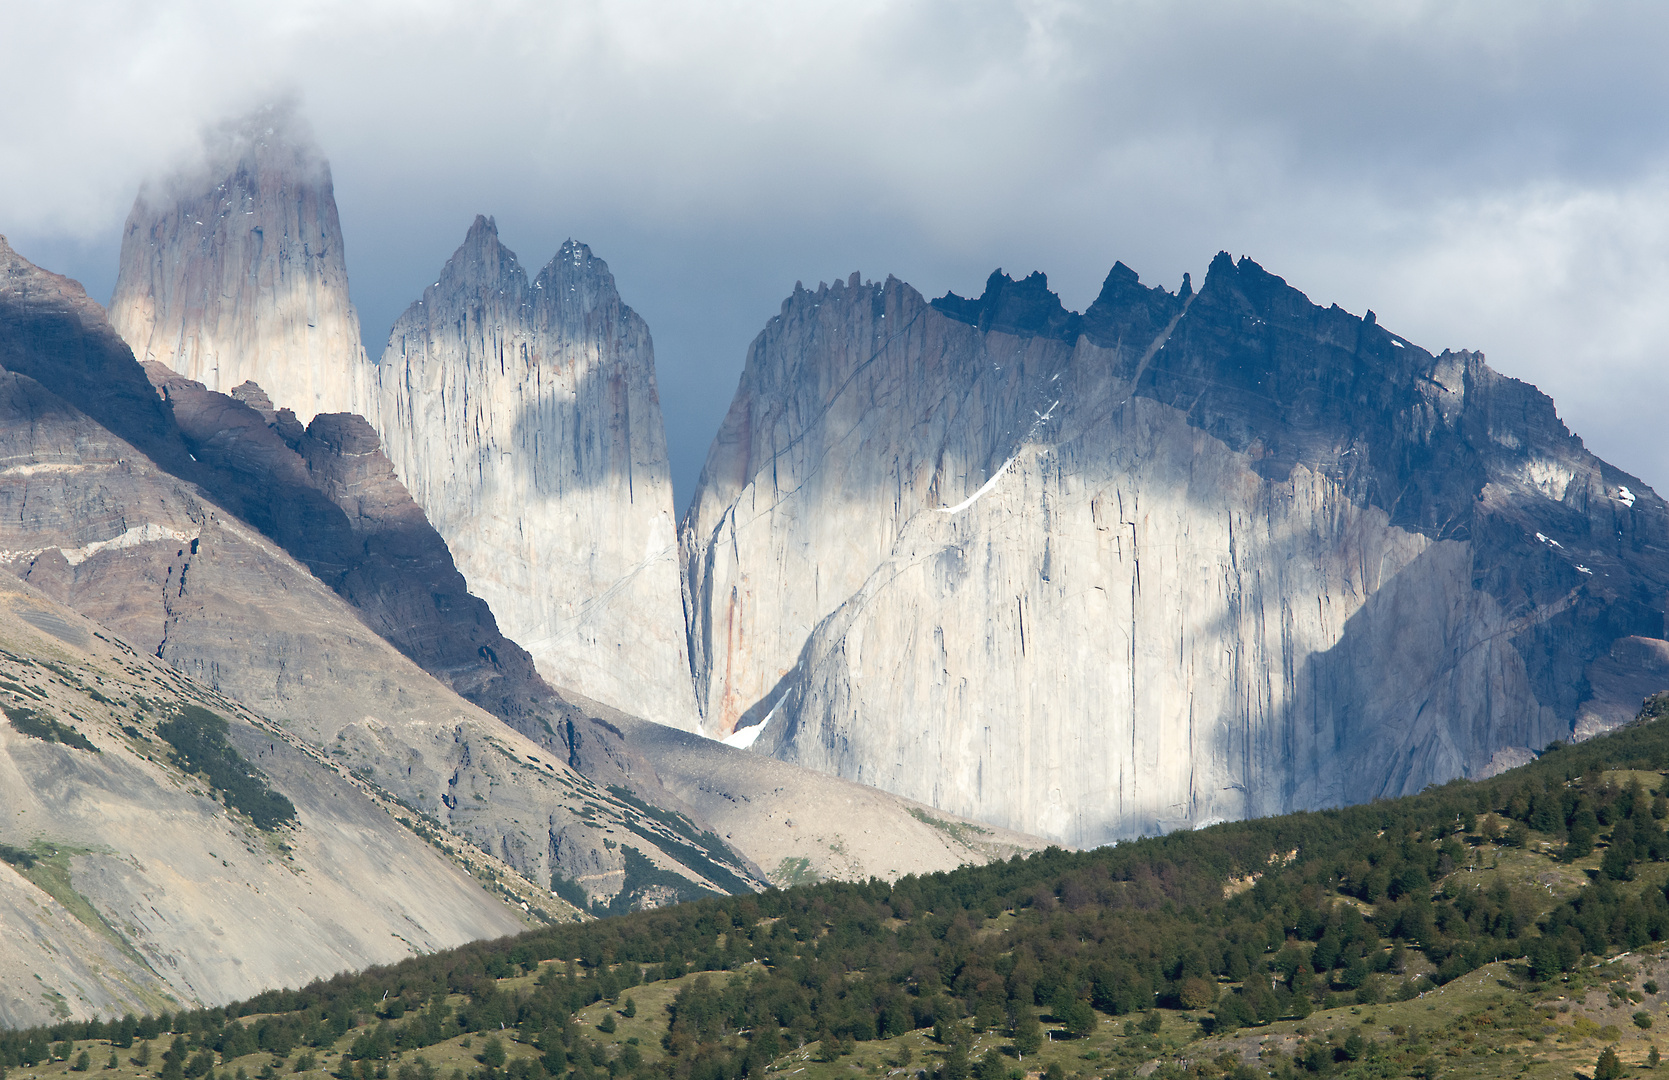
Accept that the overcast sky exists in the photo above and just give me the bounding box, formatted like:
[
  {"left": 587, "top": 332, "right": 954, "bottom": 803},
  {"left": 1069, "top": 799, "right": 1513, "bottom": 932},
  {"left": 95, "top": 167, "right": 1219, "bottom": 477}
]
[{"left": 5, "top": 1, "right": 1668, "bottom": 507}]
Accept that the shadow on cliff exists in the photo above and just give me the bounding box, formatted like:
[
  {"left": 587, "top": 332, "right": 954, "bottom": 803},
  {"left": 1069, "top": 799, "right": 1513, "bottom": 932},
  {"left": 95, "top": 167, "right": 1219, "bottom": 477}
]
[
  {"left": 497, "top": 357, "right": 668, "bottom": 500},
  {"left": 1112, "top": 253, "right": 1669, "bottom": 734},
  {"left": 148, "top": 372, "right": 698, "bottom": 813},
  {"left": 0, "top": 250, "right": 199, "bottom": 480},
  {"left": 964, "top": 253, "right": 1669, "bottom": 789},
  {"left": 1245, "top": 536, "right": 1668, "bottom": 822}
]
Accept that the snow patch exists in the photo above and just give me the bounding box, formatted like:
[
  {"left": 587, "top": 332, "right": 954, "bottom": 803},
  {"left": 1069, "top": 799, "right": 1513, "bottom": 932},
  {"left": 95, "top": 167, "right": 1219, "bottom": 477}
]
[
  {"left": 1523, "top": 457, "right": 1577, "bottom": 500},
  {"left": 1618, "top": 486, "right": 1637, "bottom": 507},
  {"left": 938, "top": 453, "right": 1019, "bottom": 515},
  {"left": 1535, "top": 532, "right": 1563, "bottom": 549},
  {"left": 722, "top": 697, "right": 782, "bottom": 749}
]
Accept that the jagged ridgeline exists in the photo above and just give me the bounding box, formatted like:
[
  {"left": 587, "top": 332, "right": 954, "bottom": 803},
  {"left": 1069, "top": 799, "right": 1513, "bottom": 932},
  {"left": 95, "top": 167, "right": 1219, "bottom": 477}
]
[{"left": 9, "top": 696, "right": 1669, "bottom": 1079}]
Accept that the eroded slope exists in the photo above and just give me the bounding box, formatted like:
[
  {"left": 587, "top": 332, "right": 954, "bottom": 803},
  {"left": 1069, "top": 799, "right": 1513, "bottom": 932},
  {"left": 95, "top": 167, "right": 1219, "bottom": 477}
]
[
  {"left": 0, "top": 573, "right": 527, "bottom": 1027},
  {"left": 1, "top": 235, "right": 758, "bottom": 915}
]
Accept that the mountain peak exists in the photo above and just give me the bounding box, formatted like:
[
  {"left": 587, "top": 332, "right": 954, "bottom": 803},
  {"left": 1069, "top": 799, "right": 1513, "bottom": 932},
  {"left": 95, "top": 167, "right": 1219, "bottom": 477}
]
[
  {"left": 534, "top": 238, "right": 621, "bottom": 307},
  {"left": 145, "top": 100, "right": 328, "bottom": 211},
  {"left": 109, "top": 103, "right": 369, "bottom": 424},
  {"left": 1080, "top": 258, "right": 1186, "bottom": 351},
  {"left": 426, "top": 216, "right": 525, "bottom": 308},
  {"left": 373, "top": 228, "right": 692, "bottom": 729},
  {"left": 930, "top": 268, "right": 1080, "bottom": 342}
]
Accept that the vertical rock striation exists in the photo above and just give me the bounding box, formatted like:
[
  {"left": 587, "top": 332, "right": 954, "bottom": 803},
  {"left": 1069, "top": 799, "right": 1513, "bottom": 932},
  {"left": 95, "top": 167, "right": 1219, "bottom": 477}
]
[
  {"left": 108, "top": 102, "right": 372, "bottom": 422},
  {"left": 681, "top": 259, "right": 1669, "bottom": 847},
  {"left": 371, "top": 217, "right": 696, "bottom": 728}
]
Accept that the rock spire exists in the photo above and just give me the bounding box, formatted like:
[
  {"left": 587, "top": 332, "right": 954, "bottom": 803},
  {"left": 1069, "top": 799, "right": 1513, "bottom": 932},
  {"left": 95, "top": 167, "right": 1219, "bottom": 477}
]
[
  {"left": 371, "top": 216, "right": 697, "bottom": 729},
  {"left": 108, "top": 102, "right": 372, "bottom": 423}
]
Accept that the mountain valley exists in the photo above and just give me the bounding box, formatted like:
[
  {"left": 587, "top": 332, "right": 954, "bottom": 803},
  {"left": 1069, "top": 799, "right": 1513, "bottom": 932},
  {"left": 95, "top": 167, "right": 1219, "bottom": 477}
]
[
  {"left": 1, "top": 98, "right": 1668, "bottom": 1048},
  {"left": 1, "top": 216, "right": 1035, "bottom": 1018}
]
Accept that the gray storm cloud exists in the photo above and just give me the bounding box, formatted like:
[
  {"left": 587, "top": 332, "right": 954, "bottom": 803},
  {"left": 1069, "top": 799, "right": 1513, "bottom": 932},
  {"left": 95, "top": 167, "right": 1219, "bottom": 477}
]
[{"left": 3, "top": 0, "right": 1667, "bottom": 504}]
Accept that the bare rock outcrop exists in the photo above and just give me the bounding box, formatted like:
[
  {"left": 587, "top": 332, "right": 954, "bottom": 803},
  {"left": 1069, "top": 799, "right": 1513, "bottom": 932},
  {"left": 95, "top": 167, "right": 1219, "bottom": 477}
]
[
  {"left": 681, "top": 259, "right": 1669, "bottom": 847},
  {"left": 107, "top": 102, "right": 373, "bottom": 423},
  {"left": 107, "top": 110, "right": 693, "bottom": 732},
  {"left": 371, "top": 217, "right": 696, "bottom": 729}
]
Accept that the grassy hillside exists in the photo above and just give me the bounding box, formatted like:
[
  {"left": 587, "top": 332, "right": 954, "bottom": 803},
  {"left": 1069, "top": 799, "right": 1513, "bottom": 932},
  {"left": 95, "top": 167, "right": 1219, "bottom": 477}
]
[{"left": 10, "top": 695, "right": 1669, "bottom": 1080}]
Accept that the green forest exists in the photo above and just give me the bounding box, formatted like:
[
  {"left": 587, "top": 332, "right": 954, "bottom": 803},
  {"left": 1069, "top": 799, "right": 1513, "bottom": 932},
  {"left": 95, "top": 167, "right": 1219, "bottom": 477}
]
[{"left": 9, "top": 694, "right": 1669, "bottom": 1080}]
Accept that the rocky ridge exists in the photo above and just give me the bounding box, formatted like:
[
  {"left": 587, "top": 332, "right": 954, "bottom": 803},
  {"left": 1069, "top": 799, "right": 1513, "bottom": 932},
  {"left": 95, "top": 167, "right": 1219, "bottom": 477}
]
[
  {"left": 370, "top": 217, "right": 695, "bottom": 728},
  {"left": 140, "top": 363, "right": 682, "bottom": 811},
  {"left": 107, "top": 103, "right": 372, "bottom": 424},
  {"left": 553, "top": 689, "right": 1043, "bottom": 888},
  {"left": 681, "top": 260, "right": 1669, "bottom": 847}
]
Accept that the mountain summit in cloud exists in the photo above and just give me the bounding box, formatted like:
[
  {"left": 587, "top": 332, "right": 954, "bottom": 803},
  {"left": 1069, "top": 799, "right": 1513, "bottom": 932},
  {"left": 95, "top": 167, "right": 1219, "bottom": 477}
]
[{"left": 107, "top": 102, "right": 373, "bottom": 424}]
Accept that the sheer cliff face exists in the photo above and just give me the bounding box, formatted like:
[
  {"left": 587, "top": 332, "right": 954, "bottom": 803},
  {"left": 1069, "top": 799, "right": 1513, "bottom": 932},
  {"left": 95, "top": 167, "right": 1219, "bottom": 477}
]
[
  {"left": 682, "top": 259, "right": 1669, "bottom": 847},
  {"left": 108, "top": 104, "right": 371, "bottom": 423},
  {"left": 372, "top": 217, "right": 696, "bottom": 729}
]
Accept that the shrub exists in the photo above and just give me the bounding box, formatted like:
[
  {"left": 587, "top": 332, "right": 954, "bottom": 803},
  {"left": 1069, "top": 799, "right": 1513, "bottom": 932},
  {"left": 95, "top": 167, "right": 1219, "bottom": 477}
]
[
  {"left": 156, "top": 706, "right": 295, "bottom": 830},
  {"left": 1179, "top": 978, "right": 1218, "bottom": 1010},
  {"left": 3, "top": 704, "right": 96, "bottom": 751},
  {"left": 1058, "top": 999, "right": 1096, "bottom": 1038}
]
